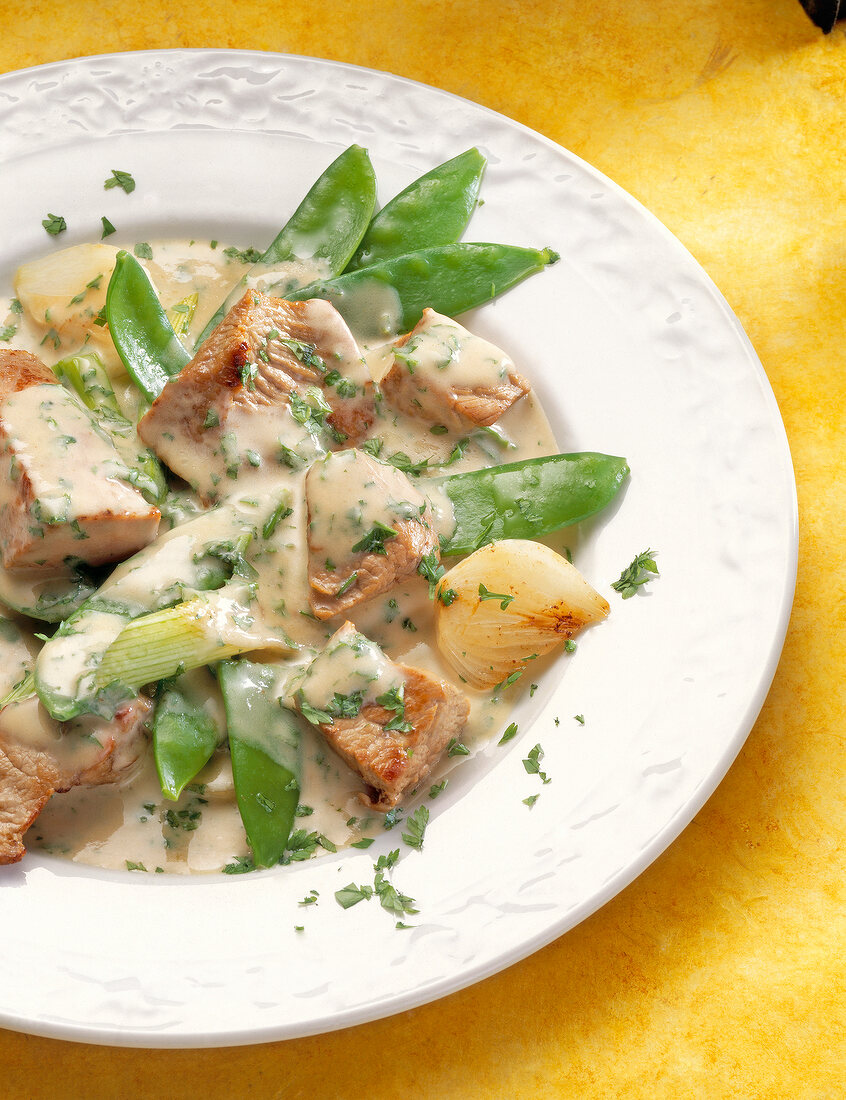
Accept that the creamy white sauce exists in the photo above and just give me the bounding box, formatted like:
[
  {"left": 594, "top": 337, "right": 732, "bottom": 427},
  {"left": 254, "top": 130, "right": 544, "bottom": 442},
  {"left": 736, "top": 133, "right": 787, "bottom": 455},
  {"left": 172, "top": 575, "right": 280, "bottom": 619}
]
[{"left": 1, "top": 239, "right": 560, "bottom": 874}]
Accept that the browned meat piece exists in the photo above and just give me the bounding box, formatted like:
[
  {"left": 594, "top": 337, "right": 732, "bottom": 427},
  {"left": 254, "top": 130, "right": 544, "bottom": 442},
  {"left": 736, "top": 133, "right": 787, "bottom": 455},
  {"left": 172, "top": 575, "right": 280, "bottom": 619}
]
[
  {"left": 305, "top": 448, "right": 439, "bottom": 619},
  {"left": 0, "top": 350, "right": 160, "bottom": 569},
  {"left": 295, "top": 621, "right": 470, "bottom": 809},
  {"left": 0, "top": 695, "right": 151, "bottom": 864},
  {"left": 0, "top": 349, "right": 55, "bottom": 403},
  {"left": 381, "top": 308, "right": 530, "bottom": 429},
  {"left": 317, "top": 666, "right": 468, "bottom": 810},
  {"left": 138, "top": 292, "right": 375, "bottom": 500}
]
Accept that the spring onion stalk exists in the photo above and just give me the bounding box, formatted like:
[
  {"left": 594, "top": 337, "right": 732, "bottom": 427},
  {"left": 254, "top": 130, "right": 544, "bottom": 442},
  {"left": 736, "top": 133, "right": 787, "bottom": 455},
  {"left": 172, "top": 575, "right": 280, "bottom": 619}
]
[
  {"left": 167, "top": 293, "right": 198, "bottom": 339},
  {"left": 94, "top": 588, "right": 291, "bottom": 695},
  {"left": 53, "top": 352, "right": 167, "bottom": 502},
  {"left": 33, "top": 497, "right": 284, "bottom": 720}
]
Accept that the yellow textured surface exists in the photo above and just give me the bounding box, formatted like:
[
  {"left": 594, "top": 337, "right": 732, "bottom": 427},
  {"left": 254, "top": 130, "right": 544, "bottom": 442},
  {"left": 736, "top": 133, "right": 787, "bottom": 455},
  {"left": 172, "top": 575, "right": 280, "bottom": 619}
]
[{"left": 1, "top": 0, "right": 844, "bottom": 1095}]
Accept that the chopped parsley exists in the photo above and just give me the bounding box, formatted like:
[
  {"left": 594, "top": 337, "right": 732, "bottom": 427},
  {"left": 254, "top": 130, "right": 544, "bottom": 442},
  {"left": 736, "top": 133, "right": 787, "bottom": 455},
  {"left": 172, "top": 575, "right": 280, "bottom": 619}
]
[
  {"left": 417, "top": 550, "right": 445, "bottom": 597},
  {"left": 42, "top": 213, "right": 67, "bottom": 236},
  {"left": 574, "top": 714, "right": 585, "bottom": 725},
  {"left": 101, "top": 216, "right": 116, "bottom": 239},
  {"left": 360, "top": 437, "right": 383, "bottom": 458},
  {"left": 523, "top": 743, "right": 551, "bottom": 784},
  {"left": 447, "top": 738, "right": 470, "bottom": 757},
  {"left": 351, "top": 521, "right": 397, "bottom": 556},
  {"left": 478, "top": 583, "right": 514, "bottom": 609},
  {"left": 223, "top": 245, "right": 263, "bottom": 264},
  {"left": 498, "top": 722, "right": 519, "bottom": 746},
  {"left": 429, "top": 779, "right": 448, "bottom": 799},
  {"left": 375, "top": 683, "right": 412, "bottom": 733},
  {"left": 611, "top": 549, "right": 659, "bottom": 598},
  {"left": 401, "top": 805, "right": 429, "bottom": 850},
  {"left": 104, "top": 169, "right": 136, "bottom": 194},
  {"left": 222, "top": 855, "right": 256, "bottom": 874},
  {"left": 262, "top": 500, "right": 293, "bottom": 539},
  {"left": 133, "top": 242, "right": 153, "bottom": 260}
]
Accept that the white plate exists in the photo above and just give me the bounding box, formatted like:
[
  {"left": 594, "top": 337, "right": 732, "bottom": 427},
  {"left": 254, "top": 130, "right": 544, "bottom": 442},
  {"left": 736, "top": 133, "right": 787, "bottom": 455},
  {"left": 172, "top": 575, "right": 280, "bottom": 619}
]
[{"left": 0, "top": 50, "right": 797, "bottom": 1047}]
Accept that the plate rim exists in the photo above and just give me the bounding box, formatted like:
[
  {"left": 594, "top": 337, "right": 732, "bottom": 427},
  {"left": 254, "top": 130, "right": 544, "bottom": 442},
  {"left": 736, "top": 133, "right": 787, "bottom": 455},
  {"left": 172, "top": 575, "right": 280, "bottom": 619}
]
[{"left": 0, "top": 47, "right": 798, "bottom": 1048}]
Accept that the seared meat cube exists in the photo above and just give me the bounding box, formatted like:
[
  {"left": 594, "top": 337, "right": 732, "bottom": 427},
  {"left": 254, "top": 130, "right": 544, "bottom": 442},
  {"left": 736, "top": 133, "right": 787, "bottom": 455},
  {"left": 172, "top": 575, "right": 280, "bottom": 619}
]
[
  {"left": 295, "top": 621, "right": 469, "bottom": 809},
  {"left": 0, "top": 350, "right": 160, "bottom": 569},
  {"left": 305, "top": 448, "right": 439, "bottom": 619},
  {"left": 0, "top": 695, "right": 151, "bottom": 864},
  {"left": 138, "top": 292, "right": 375, "bottom": 501},
  {"left": 381, "top": 308, "right": 530, "bottom": 429}
]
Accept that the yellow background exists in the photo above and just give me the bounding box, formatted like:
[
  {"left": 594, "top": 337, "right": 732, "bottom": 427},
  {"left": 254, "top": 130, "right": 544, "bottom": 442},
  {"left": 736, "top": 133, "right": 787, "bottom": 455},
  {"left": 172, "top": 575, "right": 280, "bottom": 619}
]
[{"left": 1, "top": 1, "right": 844, "bottom": 1095}]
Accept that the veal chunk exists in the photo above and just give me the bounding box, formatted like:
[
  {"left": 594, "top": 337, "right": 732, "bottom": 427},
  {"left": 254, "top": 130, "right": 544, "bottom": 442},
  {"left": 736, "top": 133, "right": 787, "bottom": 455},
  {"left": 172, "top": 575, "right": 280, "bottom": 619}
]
[
  {"left": 138, "top": 292, "right": 375, "bottom": 499},
  {"left": 296, "top": 622, "right": 469, "bottom": 810},
  {"left": 324, "top": 667, "right": 468, "bottom": 809},
  {"left": 0, "top": 695, "right": 151, "bottom": 864},
  {"left": 305, "top": 449, "right": 439, "bottom": 619},
  {"left": 0, "top": 349, "right": 55, "bottom": 402},
  {"left": 382, "top": 308, "right": 530, "bottom": 429},
  {"left": 0, "top": 350, "right": 160, "bottom": 569}
]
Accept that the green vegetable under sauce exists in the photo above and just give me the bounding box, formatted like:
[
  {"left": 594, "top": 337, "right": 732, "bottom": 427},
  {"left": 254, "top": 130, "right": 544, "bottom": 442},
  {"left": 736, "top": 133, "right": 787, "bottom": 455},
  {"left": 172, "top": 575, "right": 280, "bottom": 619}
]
[
  {"left": 218, "top": 660, "right": 302, "bottom": 868},
  {"left": 195, "top": 144, "right": 377, "bottom": 346},
  {"left": 153, "top": 681, "right": 223, "bottom": 801},
  {"left": 292, "top": 242, "right": 560, "bottom": 340},
  {"left": 105, "top": 250, "right": 191, "bottom": 401}
]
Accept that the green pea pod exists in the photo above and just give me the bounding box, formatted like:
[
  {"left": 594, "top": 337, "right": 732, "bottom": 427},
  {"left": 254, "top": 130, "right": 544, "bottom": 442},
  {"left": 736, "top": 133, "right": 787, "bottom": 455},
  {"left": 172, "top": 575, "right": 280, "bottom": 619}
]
[
  {"left": 105, "top": 250, "right": 191, "bottom": 402},
  {"left": 153, "top": 672, "right": 224, "bottom": 801},
  {"left": 436, "top": 451, "right": 630, "bottom": 557},
  {"left": 345, "top": 148, "right": 486, "bottom": 271},
  {"left": 218, "top": 660, "right": 301, "bottom": 869},
  {"left": 195, "top": 144, "right": 377, "bottom": 346},
  {"left": 291, "top": 242, "right": 559, "bottom": 340}
]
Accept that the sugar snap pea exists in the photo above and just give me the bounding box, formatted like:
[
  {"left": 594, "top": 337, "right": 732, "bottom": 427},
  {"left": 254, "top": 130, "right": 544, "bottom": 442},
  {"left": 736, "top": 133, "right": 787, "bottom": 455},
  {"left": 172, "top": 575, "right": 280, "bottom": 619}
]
[
  {"left": 153, "top": 670, "right": 224, "bottom": 801},
  {"left": 291, "top": 242, "right": 559, "bottom": 339},
  {"left": 195, "top": 144, "right": 377, "bottom": 346},
  {"left": 345, "top": 148, "right": 486, "bottom": 271},
  {"left": 436, "top": 451, "right": 630, "bottom": 557},
  {"left": 105, "top": 250, "right": 191, "bottom": 402},
  {"left": 218, "top": 660, "right": 301, "bottom": 868}
]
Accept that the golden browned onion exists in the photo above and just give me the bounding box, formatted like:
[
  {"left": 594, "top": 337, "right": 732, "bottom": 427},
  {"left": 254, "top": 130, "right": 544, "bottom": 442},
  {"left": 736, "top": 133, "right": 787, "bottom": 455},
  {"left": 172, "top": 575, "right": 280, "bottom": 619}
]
[{"left": 435, "top": 539, "right": 609, "bottom": 689}]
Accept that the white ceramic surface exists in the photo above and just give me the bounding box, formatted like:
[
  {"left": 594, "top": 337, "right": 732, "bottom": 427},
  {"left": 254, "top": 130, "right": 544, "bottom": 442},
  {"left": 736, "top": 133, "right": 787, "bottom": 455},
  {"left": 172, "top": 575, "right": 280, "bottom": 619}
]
[{"left": 0, "top": 50, "right": 797, "bottom": 1047}]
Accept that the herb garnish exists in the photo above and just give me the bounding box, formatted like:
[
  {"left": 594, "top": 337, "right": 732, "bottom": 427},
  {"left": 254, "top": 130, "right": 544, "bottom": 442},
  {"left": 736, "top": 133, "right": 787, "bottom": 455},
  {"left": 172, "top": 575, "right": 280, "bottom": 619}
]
[
  {"left": 351, "top": 521, "right": 397, "bottom": 556},
  {"left": 498, "top": 722, "right": 519, "bottom": 745},
  {"left": 104, "top": 169, "right": 136, "bottom": 194},
  {"left": 611, "top": 549, "right": 659, "bottom": 598},
  {"left": 478, "top": 583, "right": 514, "bottom": 609},
  {"left": 523, "top": 743, "right": 551, "bottom": 784},
  {"left": 42, "top": 213, "right": 66, "bottom": 236},
  {"left": 401, "top": 805, "right": 429, "bottom": 850},
  {"left": 375, "top": 683, "right": 413, "bottom": 733}
]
